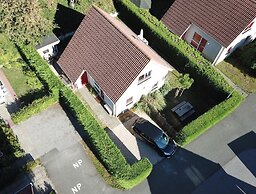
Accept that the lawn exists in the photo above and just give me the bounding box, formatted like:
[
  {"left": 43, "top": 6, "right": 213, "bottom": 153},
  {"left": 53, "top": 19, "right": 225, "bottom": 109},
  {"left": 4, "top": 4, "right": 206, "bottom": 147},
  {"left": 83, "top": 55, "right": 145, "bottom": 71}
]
[
  {"left": 0, "top": 34, "right": 43, "bottom": 97},
  {"left": 2, "top": 67, "right": 34, "bottom": 97},
  {"left": 217, "top": 59, "right": 256, "bottom": 93}
]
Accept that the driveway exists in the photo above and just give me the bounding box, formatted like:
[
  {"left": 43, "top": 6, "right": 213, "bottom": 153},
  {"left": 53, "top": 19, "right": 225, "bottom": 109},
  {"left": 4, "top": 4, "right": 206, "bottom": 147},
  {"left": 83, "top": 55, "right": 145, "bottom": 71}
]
[
  {"left": 77, "top": 87, "right": 163, "bottom": 165},
  {"left": 12, "top": 104, "right": 82, "bottom": 159}
]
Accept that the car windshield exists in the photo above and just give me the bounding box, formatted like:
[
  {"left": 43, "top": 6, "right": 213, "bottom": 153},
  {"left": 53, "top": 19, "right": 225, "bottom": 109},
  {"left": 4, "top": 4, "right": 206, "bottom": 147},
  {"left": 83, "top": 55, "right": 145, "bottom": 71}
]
[{"left": 155, "top": 133, "right": 169, "bottom": 149}]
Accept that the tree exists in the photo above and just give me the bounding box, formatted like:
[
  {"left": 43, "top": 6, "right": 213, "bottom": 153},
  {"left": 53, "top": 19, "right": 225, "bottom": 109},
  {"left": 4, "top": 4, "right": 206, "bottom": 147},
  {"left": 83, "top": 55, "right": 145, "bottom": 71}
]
[
  {"left": 136, "top": 91, "right": 166, "bottom": 114},
  {"left": 175, "top": 73, "right": 194, "bottom": 97},
  {"left": 0, "top": 0, "right": 53, "bottom": 45}
]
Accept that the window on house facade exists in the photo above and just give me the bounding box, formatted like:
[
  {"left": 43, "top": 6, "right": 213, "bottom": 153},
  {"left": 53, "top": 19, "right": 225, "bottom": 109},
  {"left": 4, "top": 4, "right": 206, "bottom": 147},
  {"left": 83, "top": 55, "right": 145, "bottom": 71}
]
[
  {"left": 243, "top": 22, "right": 254, "bottom": 34},
  {"left": 43, "top": 49, "right": 49, "bottom": 54},
  {"left": 152, "top": 82, "right": 158, "bottom": 91},
  {"left": 126, "top": 97, "right": 133, "bottom": 106},
  {"left": 93, "top": 80, "right": 100, "bottom": 94},
  {"left": 138, "top": 70, "right": 152, "bottom": 84},
  {"left": 191, "top": 32, "right": 207, "bottom": 52}
]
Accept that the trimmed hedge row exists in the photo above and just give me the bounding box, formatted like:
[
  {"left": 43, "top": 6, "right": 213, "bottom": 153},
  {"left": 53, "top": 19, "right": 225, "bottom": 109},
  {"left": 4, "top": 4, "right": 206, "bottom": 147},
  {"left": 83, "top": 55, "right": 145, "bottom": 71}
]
[
  {"left": 12, "top": 94, "right": 58, "bottom": 124},
  {"left": 60, "top": 87, "right": 152, "bottom": 189},
  {"left": 116, "top": 0, "right": 245, "bottom": 145},
  {"left": 176, "top": 92, "right": 244, "bottom": 145},
  {"left": 13, "top": 46, "right": 152, "bottom": 189},
  {"left": 11, "top": 45, "right": 63, "bottom": 124},
  {"left": 17, "top": 45, "right": 62, "bottom": 91},
  {"left": 116, "top": 0, "right": 231, "bottom": 94}
]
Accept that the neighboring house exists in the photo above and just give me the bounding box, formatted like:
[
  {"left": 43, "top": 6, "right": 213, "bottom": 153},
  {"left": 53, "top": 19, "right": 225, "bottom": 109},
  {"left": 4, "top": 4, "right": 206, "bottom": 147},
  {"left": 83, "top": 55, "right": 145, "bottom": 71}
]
[
  {"left": 36, "top": 33, "right": 60, "bottom": 61},
  {"left": 161, "top": 0, "right": 256, "bottom": 65},
  {"left": 57, "top": 6, "right": 173, "bottom": 116}
]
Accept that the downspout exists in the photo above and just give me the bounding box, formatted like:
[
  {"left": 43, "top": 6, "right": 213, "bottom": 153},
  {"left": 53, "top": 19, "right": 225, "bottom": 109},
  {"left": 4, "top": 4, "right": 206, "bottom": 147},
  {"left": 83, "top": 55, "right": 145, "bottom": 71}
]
[
  {"left": 179, "top": 23, "right": 192, "bottom": 39},
  {"left": 212, "top": 46, "right": 225, "bottom": 65}
]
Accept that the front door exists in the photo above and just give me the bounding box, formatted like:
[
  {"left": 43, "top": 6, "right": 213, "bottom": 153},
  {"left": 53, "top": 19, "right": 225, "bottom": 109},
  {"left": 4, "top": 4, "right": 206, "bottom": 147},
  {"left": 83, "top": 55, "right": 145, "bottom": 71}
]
[{"left": 81, "top": 72, "right": 88, "bottom": 85}]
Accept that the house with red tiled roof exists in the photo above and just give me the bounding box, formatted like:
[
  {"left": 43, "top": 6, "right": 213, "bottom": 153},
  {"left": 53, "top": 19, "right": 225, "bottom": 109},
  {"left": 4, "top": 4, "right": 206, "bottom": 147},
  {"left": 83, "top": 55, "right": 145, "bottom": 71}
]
[
  {"left": 58, "top": 6, "right": 173, "bottom": 116},
  {"left": 161, "top": 0, "right": 256, "bottom": 65}
]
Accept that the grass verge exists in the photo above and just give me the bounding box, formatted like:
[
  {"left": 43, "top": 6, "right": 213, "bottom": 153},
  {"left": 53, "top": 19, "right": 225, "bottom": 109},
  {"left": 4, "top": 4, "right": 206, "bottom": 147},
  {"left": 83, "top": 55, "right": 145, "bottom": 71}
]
[{"left": 217, "top": 60, "right": 256, "bottom": 93}]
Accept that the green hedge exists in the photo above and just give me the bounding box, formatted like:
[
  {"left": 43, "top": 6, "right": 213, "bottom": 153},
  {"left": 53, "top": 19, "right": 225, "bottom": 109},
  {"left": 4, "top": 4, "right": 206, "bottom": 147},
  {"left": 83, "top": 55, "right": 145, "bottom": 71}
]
[
  {"left": 12, "top": 94, "right": 58, "bottom": 124},
  {"left": 12, "top": 45, "right": 152, "bottom": 189},
  {"left": 175, "top": 92, "right": 244, "bottom": 145},
  {"left": 11, "top": 45, "right": 61, "bottom": 123},
  {"left": 116, "top": 0, "right": 245, "bottom": 145},
  {"left": 116, "top": 0, "right": 231, "bottom": 94},
  {"left": 60, "top": 87, "right": 152, "bottom": 189},
  {"left": 17, "top": 45, "right": 62, "bottom": 91},
  {"left": 0, "top": 119, "right": 24, "bottom": 188}
]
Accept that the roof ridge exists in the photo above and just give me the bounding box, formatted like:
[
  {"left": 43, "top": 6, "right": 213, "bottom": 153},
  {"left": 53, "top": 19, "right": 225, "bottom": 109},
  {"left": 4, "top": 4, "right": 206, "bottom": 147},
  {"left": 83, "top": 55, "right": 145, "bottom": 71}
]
[{"left": 91, "top": 5, "right": 151, "bottom": 61}]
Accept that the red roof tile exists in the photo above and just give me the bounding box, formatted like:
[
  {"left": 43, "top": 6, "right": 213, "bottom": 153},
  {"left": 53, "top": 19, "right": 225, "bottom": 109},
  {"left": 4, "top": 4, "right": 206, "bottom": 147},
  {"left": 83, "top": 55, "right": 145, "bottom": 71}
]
[
  {"left": 58, "top": 6, "right": 172, "bottom": 103},
  {"left": 161, "top": 0, "right": 256, "bottom": 47}
]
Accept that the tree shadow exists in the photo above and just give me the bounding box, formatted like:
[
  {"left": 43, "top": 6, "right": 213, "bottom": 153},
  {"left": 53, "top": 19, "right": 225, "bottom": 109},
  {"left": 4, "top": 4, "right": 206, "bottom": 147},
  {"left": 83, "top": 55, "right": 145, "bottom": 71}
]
[
  {"left": 145, "top": 147, "right": 256, "bottom": 194},
  {"left": 53, "top": 4, "right": 84, "bottom": 36},
  {"left": 228, "top": 131, "right": 256, "bottom": 178},
  {"left": 0, "top": 119, "right": 25, "bottom": 189},
  {"left": 149, "top": 0, "right": 175, "bottom": 20},
  {"left": 225, "top": 50, "right": 256, "bottom": 78},
  {"left": 53, "top": 4, "right": 85, "bottom": 56},
  {"left": 105, "top": 127, "right": 138, "bottom": 164}
]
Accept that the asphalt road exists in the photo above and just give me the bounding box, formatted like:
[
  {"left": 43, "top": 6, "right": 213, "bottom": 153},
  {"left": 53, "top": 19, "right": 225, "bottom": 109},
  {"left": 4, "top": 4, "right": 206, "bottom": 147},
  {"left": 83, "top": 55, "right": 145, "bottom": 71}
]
[
  {"left": 41, "top": 94, "right": 256, "bottom": 194},
  {"left": 137, "top": 94, "right": 256, "bottom": 194},
  {"left": 41, "top": 142, "right": 113, "bottom": 194},
  {"left": 186, "top": 94, "right": 256, "bottom": 165}
]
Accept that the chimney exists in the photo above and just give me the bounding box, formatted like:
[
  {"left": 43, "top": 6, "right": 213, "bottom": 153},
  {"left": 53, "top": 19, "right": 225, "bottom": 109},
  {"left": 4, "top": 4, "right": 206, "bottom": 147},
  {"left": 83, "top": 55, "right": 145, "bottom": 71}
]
[
  {"left": 137, "top": 29, "right": 148, "bottom": 45},
  {"left": 110, "top": 12, "right": 119, "bottom": 17},
  {"left": 138, "top": 29, "right": 144, "bottom": 40}
]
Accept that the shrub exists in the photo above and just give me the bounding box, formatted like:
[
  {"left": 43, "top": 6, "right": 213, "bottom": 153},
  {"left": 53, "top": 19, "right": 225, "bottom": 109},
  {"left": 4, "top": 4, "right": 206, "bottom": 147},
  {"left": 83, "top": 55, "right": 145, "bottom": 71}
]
[
  {"left": 237, "top": 40, "right": 256, "bottom": 75},
  {"left": 0, "top": 119, "right": 24, "bottom": 188}
]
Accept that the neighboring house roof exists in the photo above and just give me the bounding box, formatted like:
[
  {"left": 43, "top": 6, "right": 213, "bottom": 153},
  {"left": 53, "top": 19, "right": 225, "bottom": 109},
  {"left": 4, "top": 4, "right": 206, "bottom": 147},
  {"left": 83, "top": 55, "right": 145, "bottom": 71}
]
[
  {"left": 58, "top": 6, "right": 172, "bottom": 103},
  {"left": 131, "top": 0, "right": 151, "bottom": 9},
  {"left": 35, "top": 33, "right": 60, "bottom": 50},
  {"left": 161, "top": 0, "right": 256, "bottom": 47},
  {"left": 15, "top": 183, "right": 34, "bottom": 194}
]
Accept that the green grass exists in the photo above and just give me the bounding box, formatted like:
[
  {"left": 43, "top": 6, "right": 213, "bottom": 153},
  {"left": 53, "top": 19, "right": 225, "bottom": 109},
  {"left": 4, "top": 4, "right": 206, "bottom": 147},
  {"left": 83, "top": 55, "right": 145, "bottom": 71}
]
[
  {"left": 217, "top": 60, "right": 256, "bottom": 93},
  {"left": 2, "top": 67, "right": 33, "bottom": 97},
  {"left": 0, "top": 33, "right": 43, "bottom": 97}
]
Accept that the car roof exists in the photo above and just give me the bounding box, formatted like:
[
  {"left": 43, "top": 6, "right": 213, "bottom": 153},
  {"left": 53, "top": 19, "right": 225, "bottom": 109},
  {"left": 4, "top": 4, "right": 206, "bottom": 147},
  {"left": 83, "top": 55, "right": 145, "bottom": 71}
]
[{"left": 133, "top": 118, "right": 163, "bottom": 140}]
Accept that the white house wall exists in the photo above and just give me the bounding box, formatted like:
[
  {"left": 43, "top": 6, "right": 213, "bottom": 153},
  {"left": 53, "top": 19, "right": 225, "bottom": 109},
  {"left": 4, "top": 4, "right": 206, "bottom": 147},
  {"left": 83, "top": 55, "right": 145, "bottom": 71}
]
[
  {"left": 114, "top": 60, "right": 170, "bottom": 116},
  {"left": 215, "top": 17, "right": 256, "bottom": 65},
  {"left": 37, "top": 42, "right": 59, "bottom": 60},
  {"left": 183, "top": 24, "right": 222, "bottom": 62},
  {"left": 75, "top": 72, "right": 115, "bottom": 113}
]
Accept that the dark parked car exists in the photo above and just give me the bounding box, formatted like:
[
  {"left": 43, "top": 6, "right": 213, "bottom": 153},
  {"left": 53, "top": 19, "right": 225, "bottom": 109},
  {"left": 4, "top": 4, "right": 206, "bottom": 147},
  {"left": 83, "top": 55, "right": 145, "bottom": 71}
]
[{"left": 132, "top": 118, "right": 177, "bottom": 157}]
